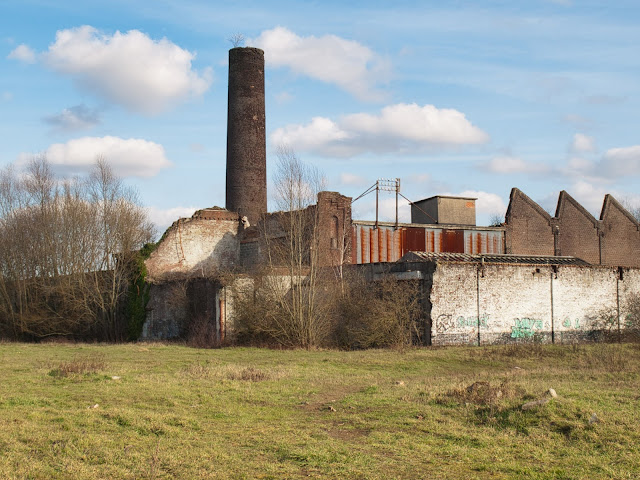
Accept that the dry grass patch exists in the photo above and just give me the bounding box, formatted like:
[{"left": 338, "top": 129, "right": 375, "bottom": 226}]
[
  {"left": 181, "top": 361, "right": 283, "bottom": 382},
  {"left": 47, "top": 355, "right": 106, "bottom": 378},
  {"left": 444, "top": 380, "right": 524, "bottom": 407}
]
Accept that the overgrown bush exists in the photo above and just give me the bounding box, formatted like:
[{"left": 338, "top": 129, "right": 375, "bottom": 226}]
[
  {"left": 596, "top": 292, "right": 640, "bottom": 342},
  {"left": 232, "top": 271, "right": 337, "bottom": 348},
  {"left": 233, "top": 269, "right": 424, "bottom": 349},
  {"left": 334, "top": 272, "right": 423, "bottom": 349}
]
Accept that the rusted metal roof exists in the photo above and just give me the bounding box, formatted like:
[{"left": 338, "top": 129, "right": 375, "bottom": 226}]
[{"left": 400, "top": 251, "right": 591, "bottom": 266}]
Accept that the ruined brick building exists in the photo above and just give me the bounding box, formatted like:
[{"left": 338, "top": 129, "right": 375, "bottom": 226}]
[{"left": 142, "top": 46, "right": 640, "bottom": 345}]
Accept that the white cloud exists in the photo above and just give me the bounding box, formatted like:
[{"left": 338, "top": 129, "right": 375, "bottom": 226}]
[
  {"left": 274, "top": 91, "right": 293, "bottom": 104},
  {"left": 484, "top": 155, "right": 549, "bottom": 174},
  {"left": 271, "top": 103, "right": 488, "bottom": 158},
  {"left": 43, "top": 104, "right": 100, "bottom": 132},
  {"left": 453, "top": 190, "right": 507, "bottom": 216},
  {"left": 405, "top": 173, "right": 432, "bottom": 185},
  {"left": 563, "top": 114, "right": 593, "bottom": 130},
  {"left": 566, "top": 180, "right": 608, "bottom": 215},
  {"left": 566, "top": 156, "right": 596, "bottom": 175},
  {"left": 352, "top": 196, "right": 411, "bottom": 223},
  {"left": 570, "top": 133, "right": 596, "bottom": 153},
  {"left": 7, "top": 44, "right": 35, "bottom": 63},
  {"left": 147, "top": 206, "right": 198, "bottom": 233},
  {"left": 251, "top": 27, "right": 390, "bottom": 101},
  {"left": 339, "top": 172, "right": 368, "bottom": 187},
  {"left": 19, "top": 136, "right": 171, "bottom": 178},
  {"left": 585, "top": 94, "right": 626, "bottom": 105},
  {"left": 272, "top": 116, "right": 352, "bottom": 156},
  {"left": 601, "top": 145, "right": 640, "bottom": 177},
  {"left": 42, "top": 26, "right": 212, "bottom": 114}
]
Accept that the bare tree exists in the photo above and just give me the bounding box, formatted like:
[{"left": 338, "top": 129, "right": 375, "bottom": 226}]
[
  {"left": 235, "top": 146, "right": 335, "bottom": 348},
  {"left": 0, "top": 157, "right": 154, "bottom": 341},
  {"left": 621, "top": 198, "right": 640, "bottom": 222},
  {"left": 228, "top": 33, "right": 245, "bottom": 48}
]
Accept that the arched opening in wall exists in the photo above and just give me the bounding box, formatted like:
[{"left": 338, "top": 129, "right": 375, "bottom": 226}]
[{"left": 331, "top": 215, "right": 339, "bottom": 249}]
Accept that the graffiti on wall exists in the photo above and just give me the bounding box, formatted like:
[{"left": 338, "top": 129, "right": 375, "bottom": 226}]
[
  {"left": 562, "top": 317, "right": 581, "bottom": 329},
  {"left": 436, "top": 313, "right": 489, "bottom": 333},
  {"left": 511, "top": 317, "right": 543, "bottom": 338}
]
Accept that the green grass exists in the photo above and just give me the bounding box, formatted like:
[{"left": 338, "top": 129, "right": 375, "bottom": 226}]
[{"left": 0, "top": 342, "right": 639, "bottom": 479}]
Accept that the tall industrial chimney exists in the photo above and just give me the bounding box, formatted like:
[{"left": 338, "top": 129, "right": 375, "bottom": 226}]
[{"left": 225, "top": 47, "right": 267, "bottom": 223}]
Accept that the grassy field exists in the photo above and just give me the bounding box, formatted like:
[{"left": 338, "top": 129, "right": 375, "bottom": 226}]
[{"left": 0, "top": 342, "right": 639, "bottom": 479}]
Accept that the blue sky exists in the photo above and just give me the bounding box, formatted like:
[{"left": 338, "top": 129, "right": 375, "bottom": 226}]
[{"left": 2, "top": 0, "right": 639, "bottom": 232}]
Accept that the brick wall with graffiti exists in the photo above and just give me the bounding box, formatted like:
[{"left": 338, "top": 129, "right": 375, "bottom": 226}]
[{"left": 429, "top": 262, "right": 637, "bottom": 345}]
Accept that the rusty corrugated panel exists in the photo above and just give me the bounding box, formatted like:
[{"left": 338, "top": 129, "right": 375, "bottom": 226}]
[
  {"left": 395, "top": 228, "right": 402, "bottom": 260},
  {"left": 351, "top": 225, "right": 358, "bottom": 264},
  {"left": 402, "top": 227, "right": 426, "bottom": 256},
  {"left": 383, "top": 228, "right": 389, "bottom": 263},
  {"left": 370, "top": 227, "right": 375, "bottom": 263},
  {"left": 377, "top": 228, "right": 383, "bottom": 263},
  {"left": 477, "top": 233, "right": 483, "bottom": 254},
  {"left": 442, "top": 229, "right": 465, "bottom": 253},
  {"left": 360, "top": 226, "right": 366, "bottom": 264}
]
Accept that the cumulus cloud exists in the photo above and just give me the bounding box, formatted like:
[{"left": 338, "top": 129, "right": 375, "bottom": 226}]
[
  {"left": 566, "top": 180, "right": 609, "bottom": 215},
  {"left": 19, "top": 136, "right": 171, "bottom": 178},
  {"left": 601, "top": 145, "right": 640, "bottom": 178},
  {"left": 570, "top": 133, "right": 596, "bottom": 153},
  {"left": 274, "top": 91, "right": 293, "bottom": 104},
  {"left": 585, "top": 94, "right": 626, "bottom": 105},
  {"left": 42, "top": 26, "right": 212, "bottom": 114},
  {"left": 451, "top": 190, "right": 507, "bottom": 216},
  {"left": 7, "top": 44, "right": 36, "bottom": 63},
  {"left": 484, "top": 155, "right": 550, "bottom": 174},
  {"left": 251, "top": 27, "right": 390, "bottom": 101},
  {"left": 565, "top": 156, "right": 597, "bottom": 175},
  {"left": 271, "top": 103, "right": 488, "bottom": 158},
  {"left": 352, "top": 196, "right": 411, "bottom": 223},
  {"left": 43, "top": 104, "right": 101, "bottom": 132},
  {"left": 563, "top": 114, "right": 593, "bottom": 130},
  {"left": 339, "top": 172, "right": 369, "bottom": 187},
  {"left": 147, "top": 206, "right": 198, "bottom": 233}
]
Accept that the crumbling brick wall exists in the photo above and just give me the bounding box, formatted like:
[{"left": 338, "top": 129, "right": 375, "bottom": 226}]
[
  {"left": 237, "top": 191, "right": 352, "bottom": 270},
  {"left": 316, "top": 191, "right": 352, "bottom": 267},
  {"left": 145, "top": 209, "right": 241, "bottom": 282}
]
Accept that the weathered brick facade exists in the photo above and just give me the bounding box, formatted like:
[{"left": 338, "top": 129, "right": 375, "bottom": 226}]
[
  {"left": 316, "top": 191, "right": 352, "bottom": 267},
  {"left": 600, "top": 195, "right": 640, "bottom": 267},
  {"left": 505, "top": 188, "right": 554, "bottom": 256},
  {"left": 555, "top": 191, "right": 601, "bottom": 264}
]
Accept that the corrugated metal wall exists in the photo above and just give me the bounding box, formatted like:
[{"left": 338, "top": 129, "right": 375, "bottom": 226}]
[{"left": 352, "top": 223, "right": 504, "bottom": 264}]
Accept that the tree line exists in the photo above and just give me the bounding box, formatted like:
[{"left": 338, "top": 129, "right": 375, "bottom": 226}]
[{"left": 0, "top": 157, "right": 155, "bottom": 341}]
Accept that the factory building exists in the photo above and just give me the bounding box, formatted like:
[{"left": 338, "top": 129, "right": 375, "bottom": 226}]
[{"left": 141, "top": 46, "right": 640, "bottom": 345}]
